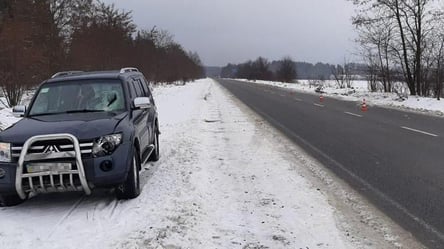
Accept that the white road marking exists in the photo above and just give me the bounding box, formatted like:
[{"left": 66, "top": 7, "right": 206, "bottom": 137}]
[
  {"left": 294, "top": 98, "right": 303, "bottom": 102},
  {"left": 313, "top": 103, "right": 324, "bottom": 107},
  {"left": 344, "top": 112, "right": 363, "bottom": 118},
  {"left": 401, "top": 126, "right": 438, "bottom": 137}
]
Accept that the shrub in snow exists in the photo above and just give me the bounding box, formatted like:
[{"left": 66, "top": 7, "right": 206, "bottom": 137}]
[{"left": 393, "top": 82, "right": 409, "bottom": 100}]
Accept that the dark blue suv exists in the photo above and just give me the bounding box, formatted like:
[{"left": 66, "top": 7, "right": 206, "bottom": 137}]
[{"left": 0, "top": 68, "right": 160, "bottom": 206}]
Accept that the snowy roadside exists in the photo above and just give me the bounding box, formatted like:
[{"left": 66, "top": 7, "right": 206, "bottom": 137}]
[
  {"left": 235, "top": 78, "right": 444, "bottom": 116},
  {"left": 0, "top": 79, "right": 423, "bottom": 249},
  {"left": 0, "top": 108, "right": 20, "bottom": 130},
  {"left": 117, "top": 79, "right": 351, "bottom": 248}
]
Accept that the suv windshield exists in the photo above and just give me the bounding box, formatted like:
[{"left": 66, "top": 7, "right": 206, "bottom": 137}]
[{"left": 28, "top": 80, "right": 126, "bottom": 116}]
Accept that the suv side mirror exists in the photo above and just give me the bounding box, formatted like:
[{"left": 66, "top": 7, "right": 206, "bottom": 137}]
[
  {"left": 12, "top": 105, "right": 26, "bottom": 117},
  {"left": 133, "top": 97, "right": 151, "bottom": 110}
]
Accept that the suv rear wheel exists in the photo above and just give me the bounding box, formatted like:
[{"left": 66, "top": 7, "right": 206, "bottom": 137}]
[
  {"left": 149, "top": 128, "right": 160, "bottom": 162},
  {"left": 115, "top": 148, "right": 140, "bottom": 199}
]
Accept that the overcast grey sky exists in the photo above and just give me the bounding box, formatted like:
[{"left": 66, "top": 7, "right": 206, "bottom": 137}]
[{"left": 102, "top": 0, "right": 357, "bottom": 66}]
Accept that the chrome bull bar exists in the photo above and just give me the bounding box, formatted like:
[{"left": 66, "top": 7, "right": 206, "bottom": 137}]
[{"left": 15, "top": 133, "right": 92, "bottom": 199}]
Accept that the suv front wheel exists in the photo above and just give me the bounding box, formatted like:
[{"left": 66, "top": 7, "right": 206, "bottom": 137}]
[
  {"left": 115, "top": 148, "right": 140, "bottom": 199},
  {"left": 0, "top": 193, "right": 24, "bottom": 207}
]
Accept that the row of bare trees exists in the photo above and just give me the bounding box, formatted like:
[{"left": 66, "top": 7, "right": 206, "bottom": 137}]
[
  {"left": 221, "top": 57, "right": 297, "bottom": 83},
  {"left": 351, "top": 0, "right": 444, "bottom": 98},
  {"left": 0, "top": 0, "right": 203, "bottom": 106}
]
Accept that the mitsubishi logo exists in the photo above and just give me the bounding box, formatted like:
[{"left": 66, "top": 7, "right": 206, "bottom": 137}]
[{"left": 43, "top": 145, "right": 60, "bottom": 153}]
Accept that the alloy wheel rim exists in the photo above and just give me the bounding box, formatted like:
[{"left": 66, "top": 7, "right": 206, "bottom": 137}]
[
  {"left": 155, "top": 133, "right": 159, "bottom": 155},
  {"left": 133, "top": 155, "right": 139, "bottom": 191}
]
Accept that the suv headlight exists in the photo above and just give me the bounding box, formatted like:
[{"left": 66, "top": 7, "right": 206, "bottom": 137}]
[
  {"left": 0, "top": 142, "right": 11, "bottom": 162},
  {"left": 92, "top": 134, "right": 122, "bottom": 157}
]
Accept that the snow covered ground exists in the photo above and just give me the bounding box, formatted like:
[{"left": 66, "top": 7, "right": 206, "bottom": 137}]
[
  {"left": 236, "top": 79, "right": 444, "bottom": 116},
  {"left": 0, "top": 108, "right": 20, "bottom": 130},
  {"left": 0, "top": 79, "right": 423, "bottom": 248},
  {"left": 0, "top": 90, "right": 34, "bottom": 130}
]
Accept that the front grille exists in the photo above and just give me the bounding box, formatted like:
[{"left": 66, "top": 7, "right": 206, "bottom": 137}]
[
  {"left": 14, "top": 134, "right": 92, "bottom": 198},
  {"left": 11, "top": 139, "right": 94, "bottom": 162}
]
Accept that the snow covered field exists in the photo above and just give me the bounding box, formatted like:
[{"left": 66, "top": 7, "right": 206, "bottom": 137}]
[
  {"left": 236, "top": 79, "right": 444, "bottom": 116},
  {"left": 0, "top": 79, "right": 423, "bottom": 248}
]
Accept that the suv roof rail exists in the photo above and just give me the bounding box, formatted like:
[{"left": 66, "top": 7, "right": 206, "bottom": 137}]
[
  {"left": 120, "top": 67, "right": 139, "bottom": 73},
  {"left": 51, "top": 71, "right": 84, "bottom": 78}
]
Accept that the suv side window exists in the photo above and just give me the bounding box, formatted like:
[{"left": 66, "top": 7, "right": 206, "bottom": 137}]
[
  {"left": 132, "top": 79, "right": 143, "bottom": 97},
  {"left": 128, "top": 80, "right": 137, "bottom": 99},
  {"left": 129, "top": 79, "right": 143, "bottom": 99},
  {"left": 140, "top": 78, "right": 155, "bottom": 105},
  {"left": 135, "top": 79, "right": 146, "bottom": 97},
  {"left": 139, "top": 79, "right": 148, "bottom": 96}
]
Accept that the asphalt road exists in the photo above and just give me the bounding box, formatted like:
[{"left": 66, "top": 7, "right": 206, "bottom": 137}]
[{"left": 216, "top": 79, "right": 444, "bottom": 249}]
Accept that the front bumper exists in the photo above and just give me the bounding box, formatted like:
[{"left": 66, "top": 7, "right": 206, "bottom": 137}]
[{"left": 0, "top": 134, "right": 132, "bottom": 198}]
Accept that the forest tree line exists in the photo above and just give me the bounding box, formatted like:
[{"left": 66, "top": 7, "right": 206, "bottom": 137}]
[
  {"left": 0, "top": 0, "right": 203, "bottom": 106},
  {"left": 220, "top": 57, "right": 298, "bottom": 83},
  {"left": 220, "top": 57, "right": 368, "bottom": 83}
]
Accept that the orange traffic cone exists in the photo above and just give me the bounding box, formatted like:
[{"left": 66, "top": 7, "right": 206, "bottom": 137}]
[
  {"left": 361, "top": 99, "right": 368, "bottom": 112},
  {"left": 320, "top": 95, "right": 324, "bottom": 102}
]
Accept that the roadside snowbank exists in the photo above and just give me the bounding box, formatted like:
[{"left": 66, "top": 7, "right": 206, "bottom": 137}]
[
  {"left": 116, "top": 79, "right": 350, "bottom": 248},
  {"left": 236, "top": 79, "right": 444, "bottom": 116},
  {"left": 0, "top": 108, "right": 20, "bottom": 130}
]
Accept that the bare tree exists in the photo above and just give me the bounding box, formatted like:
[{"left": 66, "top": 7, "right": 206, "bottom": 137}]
[
  {"left": 434, "top": 40, "right": 444, "bottom": 100},
  {"left": 331, "top": 64, "right": 345, "bottom": 88},
  {"left": 355, "top": 15, "right": 395, "bottom": 92},
  {"left": 351, "top": 0, "right": 441, "bottom": 96},
  {"left": 0, "top": 0, "right": 51, "bottom": 106},
  {"left": 148, "top": 27, "right": 175, "bottom": 49},
  {"left": 362, "top": 47, "right": 379, "bottom": 92},
  {"left": 251, "top": 57, "right": 273, "bottom": 81},
  {"left": 68, "top": 2, "right": 136, "bottom": 70},
  {"left": 331, "top": 60, "right": 353, "bottom": 89},
  {"left": 276, "top": 56, "right": 296, "bottom": 83},
  {"left": 428, "top": 14, "right": 444, "bottom": 99}
]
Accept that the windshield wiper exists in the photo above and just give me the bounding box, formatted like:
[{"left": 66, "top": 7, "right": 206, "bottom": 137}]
[
  {"left": 107, "top": 94, "right": 117, "bottom": 107},
  {"left": 65, "top": 109, "right": 105, "bottom": 113},
  {"left": 29, "top": 111, "right": 68, "bottom": 117},
  {"left": 29, "top": 109, "right": 106, "bottom": 117}
]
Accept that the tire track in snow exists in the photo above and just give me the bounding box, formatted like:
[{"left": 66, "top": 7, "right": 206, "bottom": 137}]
[
  {"left": 108, "top": 200, "right": 120, "bottom": 218},
  {"left": 47, "top": 195, "right": 86, "bottom": 239}
]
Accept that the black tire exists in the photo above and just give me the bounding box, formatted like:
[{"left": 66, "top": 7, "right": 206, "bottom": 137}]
[
  {"left": 149, "top": 129, "right": 160, "bottom": 162},
  {"left": 0, "top": 193, "right": 24, "bottom": 207},
  {"left": 115, "top": 148, "right": 141, "bottom": 199}
]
